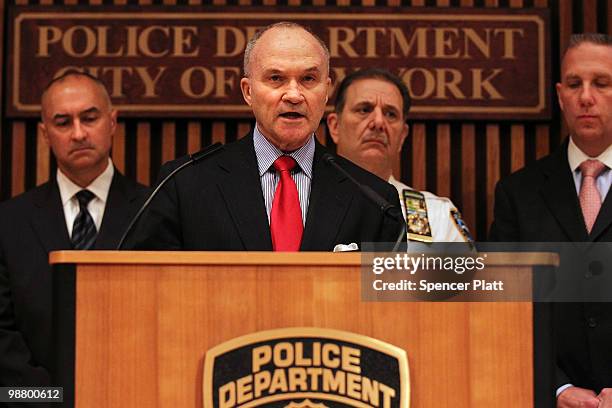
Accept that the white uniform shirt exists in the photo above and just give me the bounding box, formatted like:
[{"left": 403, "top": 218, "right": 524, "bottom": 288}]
[{"left": 388, "top": 176, "right": 468, "bottom": 243}]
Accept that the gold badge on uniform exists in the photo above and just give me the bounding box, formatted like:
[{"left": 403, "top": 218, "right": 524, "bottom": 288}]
[
  {"left": 402, "top": 189, "right": 433, "bottom": 243},
  {"left": 450, "top": 208, "right": 474, "bottom": 246}
]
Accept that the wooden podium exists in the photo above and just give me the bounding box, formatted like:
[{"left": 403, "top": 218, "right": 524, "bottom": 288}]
[{"left": 50, "top": 251, "right": 557, "bottom": 408}]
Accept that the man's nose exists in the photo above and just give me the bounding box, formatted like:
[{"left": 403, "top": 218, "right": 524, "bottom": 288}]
[
  {"left": 370, "top": 107, "right": 385, "bottom": 130},
  {"left": 71, "top": 120, "right": 87, "bottom": 141},
  {"left": 282, "top": 80, "right": 305, "bottom": 104},
  {"left": 579, "top": 84, "right": 595, "bottom": 107}
]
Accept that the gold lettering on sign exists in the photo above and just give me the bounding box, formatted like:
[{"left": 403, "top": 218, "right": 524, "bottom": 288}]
[
  {"left": 96, "top": 26, "right": 123, "bottom": 57},
  {"left": 328, "top": 27, "right": 358, "bottom": 58},
  {"left": 214, "top": 26, "right": 264, "bottom": 57},
  {"left": 63, "top": 26, "right": 96, "bottom": 57},
  {"left": 471, "top": 68, "right": 504, "bottom": 99},
  {"left": 37, "top": 26, "right": 61, "bottom": 57},
  {"left": 181, "top": 67, "right": 215, "bottom": 98},
  {"left": 173, "top": 26, "right": 199, "bottom": 57},
  {"left": 355, "top": 27, "right": 386, "bottom": 58},
  {"left": 389, "top": 27, "right": 428, "bottom": 58}
]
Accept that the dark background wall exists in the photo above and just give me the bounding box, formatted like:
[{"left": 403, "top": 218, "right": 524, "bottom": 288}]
[{"left": 0, "top": 0, "right": 611, "bottom": 240}]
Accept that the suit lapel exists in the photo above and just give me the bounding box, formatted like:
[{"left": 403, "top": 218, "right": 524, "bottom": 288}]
[
  {"left": 300, "top": 144, "right": 351, "bottom": 251},
  {"left": 215, "top": 136, "right": 273, "bottom": 250},
  {"left": 30, "top": 181, "right": 72, "bottom": 252},
  {"left": 539, "top": 146, "right": 589, "bottom": 241},
  {"left": 95, "top": 171, "right": 138, "bottom": 249}
]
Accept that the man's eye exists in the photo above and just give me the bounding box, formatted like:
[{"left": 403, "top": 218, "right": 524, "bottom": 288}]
[
  {"left": 54, "top": 120, "right": 69, "bottom": 127},
  {"left": 594, "top": 80, "right": 610, "bottom": 88},
  {"left": 303, "top": 75, "right": 316, "bottom": 82},
  {"left": 82, "top": 115, "right": 98, "bottom": 123},
  {"left": 356, "top": 106, "right": 372, "bottom": 114},
  {"left": 567, "top": 81, "right": 581, "bottom": 89},
  {"left": 270, "top": 75, "right": 282, "bottom": 82},
  {"left": 385, "top": 111, "right": 398, "bottom": 119}
]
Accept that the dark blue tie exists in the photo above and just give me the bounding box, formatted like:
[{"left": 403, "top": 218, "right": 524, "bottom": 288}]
[{"left": 71, "top": 190, "right": 97, "bottom": 250}]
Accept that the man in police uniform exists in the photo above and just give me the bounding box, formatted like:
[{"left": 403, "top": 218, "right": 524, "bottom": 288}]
[{"left": 327, "top": 68, "right": 471, "bottom": 244}]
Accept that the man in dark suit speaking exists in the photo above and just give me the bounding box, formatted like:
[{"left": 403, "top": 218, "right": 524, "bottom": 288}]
[
  {"left": 0, "top": 72, "right": 148, "bottom": 397},
  {"left": 126, "top": 22, "right": 403, "bottom": 251},
  {"left": 489, "top": 34, "right": 612, "bottom": 407}
]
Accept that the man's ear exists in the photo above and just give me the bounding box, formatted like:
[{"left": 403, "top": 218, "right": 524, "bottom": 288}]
[
  {"left": 326, "top": 112, "right": 341, "bottom": 145},
  {"left": 556, "top": 83, "right": 565, "bottom": 112},
  {"left": 110, "top": 109, "right": 118, "bottom": 134},
  {"left": 240, "top": 78, "right": 253, "bottom": 106},
  {"left": 325, "top": 77, "right": 332, "bottom": 104},
  {"left": 39, "top": 121, "right": 49, "bottom": 145}
]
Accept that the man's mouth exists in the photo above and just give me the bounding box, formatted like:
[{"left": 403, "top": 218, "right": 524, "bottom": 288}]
[
  {"left": 279, "top": 112, "right": 306, "bottom": 120},
  {"left": 70, "top": 146, "right": 94, "bottom": 154},
  {"left": 362, "top": 136, "right": 388, "bottom": 147}
]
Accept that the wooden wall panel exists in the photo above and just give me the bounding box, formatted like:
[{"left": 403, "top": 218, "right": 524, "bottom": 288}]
[
  {"left": 486, "top": 125, "right": 500, "bottom": 231},
  {"left": 211, "top": 122, "right": 226, "bottom": 145},
  {"left": 36, "top": 125, "right": 50, "bottom": 186},
  {"left": 11, "top": 122, "right": 25, "bottom": 196},
  {"left": 583, "top": 0, "right": 598, "bottom": 32},
  {"left": 510, "top": 125, "right": 525, "bottom": 173},
  {"left": 536, "top": 124, "right": 550, "bottom": 160},
  {"left": 411, "top": 123, "right": 427, "bottom": 192},
  {"left": 162, "top": 122, "right": 176, "bottom": 164},
  {"left": 2, "top": 0, "right": 609, "bottom": 239},
  {"left": 187, "top": 122, "right": 202, "bottom": 154},
  {"left": 112, "top": 122, "right": 126, "bottom": 174},
  {"left": 461, "top": 124, "right": 476, "bottom": 238},
  {"left": 436, "top": 124, "right": 451, "bottom": 199},
  {"left": 136, "top": 123, "right": 151, "bottom": 186}
]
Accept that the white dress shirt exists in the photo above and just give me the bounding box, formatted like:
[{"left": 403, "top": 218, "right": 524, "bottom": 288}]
[
  {"left": 253, "top": 124, "right": 314, "bottom": 226},
  {"left": 568, "top": 137, "right": 612, "bottom": 198},
  {"left": 57, "top": 159, "right": 114, "bottom": 238}
]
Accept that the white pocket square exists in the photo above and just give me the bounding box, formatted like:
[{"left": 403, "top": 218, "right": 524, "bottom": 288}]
[{"left": 333, "top": 243, "right": 359, "bottom": 252}]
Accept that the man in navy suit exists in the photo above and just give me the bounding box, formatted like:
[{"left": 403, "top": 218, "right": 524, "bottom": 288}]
[
  {"left": 126, "top": 22, "right": 403, "bottom": 251},
  {"left": 490, "top": 34, "right": 612, "bottom": 408},
  {"left": 0, "top": 72, "right": 148, "bottom": 404}
]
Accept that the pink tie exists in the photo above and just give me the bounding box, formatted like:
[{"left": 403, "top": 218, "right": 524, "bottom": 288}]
[
  {"left": 270, "top": 156, "right": 303, "bottom": 251},
  {"left": 579, "top": 159, "right": 606, "bottom": 233}
]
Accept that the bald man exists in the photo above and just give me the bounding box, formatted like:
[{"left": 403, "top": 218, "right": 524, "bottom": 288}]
[
  {"left": 126, "top": 22, "right": 403, "bottom": 251},
  {"left": 0, "top": 72, "right": 148, "bottom": 402}
]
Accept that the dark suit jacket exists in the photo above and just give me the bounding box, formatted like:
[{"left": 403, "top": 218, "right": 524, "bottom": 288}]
[
  {"left": 126, "top": 134, "right": 403, "bottom": 251},
  {"left": 489, "top": 142, "right": 612, "bottom": 398},
  {"left": 0, "top": 170, "right": 148, "bottom": 406}
]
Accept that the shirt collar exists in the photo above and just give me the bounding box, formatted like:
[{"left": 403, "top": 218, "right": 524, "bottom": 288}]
[
  {"left": 252, "top": 123, "right": 314, "bottom": 179},
  {"left": 57, "top": 158, "right": 114, "bottom": 206},
  {"left": 568, "top": 137, "right": 612, "bottom": 172}
]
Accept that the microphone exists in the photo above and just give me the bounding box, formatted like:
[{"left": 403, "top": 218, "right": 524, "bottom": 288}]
[
  {"left": 116, "top": 143, "right": 225, "bottom": 250},
  {"left": 322, "top": 153, "right": 406, "bottom": 252}
]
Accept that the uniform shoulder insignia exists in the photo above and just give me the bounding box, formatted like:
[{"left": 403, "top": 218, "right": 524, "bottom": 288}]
[
  {"left": 450, "top": 208, "right": 474, "bottom": 245},
  {"left": 402, "top": 189, "right": 433, "bottom": 243}
]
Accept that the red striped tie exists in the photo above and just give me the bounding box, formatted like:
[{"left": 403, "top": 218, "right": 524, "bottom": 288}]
[{"left": 270, "top": 156, "right": 303, "bottom": 251}]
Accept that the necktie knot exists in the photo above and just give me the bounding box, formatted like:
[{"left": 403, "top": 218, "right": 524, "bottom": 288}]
[
  {"left": 273, "top": 156, "right": 297, "bottom": 173},
  {"left": 580, "top": 159, "right": 606, "bottom": 178},
  {"left": 76, "top": 190, "right": 95, "bottom": 208}
]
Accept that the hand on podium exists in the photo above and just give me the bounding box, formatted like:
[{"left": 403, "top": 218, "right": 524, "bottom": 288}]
[{"left": 557, "top": 386, "right": 599, "bottom": 408}]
